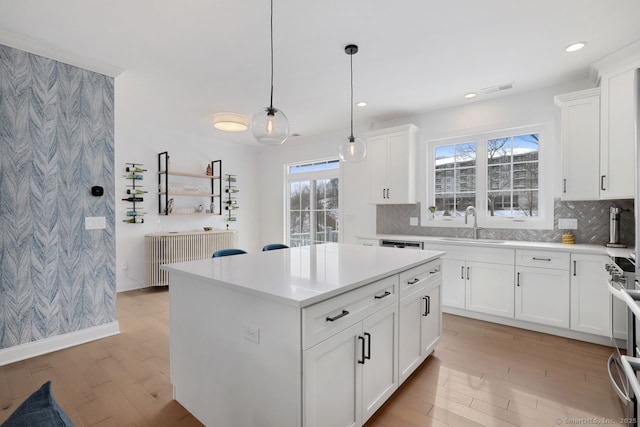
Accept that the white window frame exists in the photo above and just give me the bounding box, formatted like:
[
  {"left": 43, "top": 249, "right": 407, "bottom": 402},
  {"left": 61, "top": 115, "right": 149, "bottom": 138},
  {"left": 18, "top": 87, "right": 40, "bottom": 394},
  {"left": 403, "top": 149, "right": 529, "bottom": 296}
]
[
  {"left": 423, "top": 124, "right": 553, "bottom": 230},
  {"left": 284, "top": 157, "right": 342, "bottom": 246}
]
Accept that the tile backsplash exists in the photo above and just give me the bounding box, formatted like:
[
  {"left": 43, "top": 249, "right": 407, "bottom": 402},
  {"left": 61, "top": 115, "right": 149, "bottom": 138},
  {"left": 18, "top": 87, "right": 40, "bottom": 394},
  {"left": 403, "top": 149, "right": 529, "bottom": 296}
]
[{"left": 377, "top": 199, "right": 635, "bottom": 247}]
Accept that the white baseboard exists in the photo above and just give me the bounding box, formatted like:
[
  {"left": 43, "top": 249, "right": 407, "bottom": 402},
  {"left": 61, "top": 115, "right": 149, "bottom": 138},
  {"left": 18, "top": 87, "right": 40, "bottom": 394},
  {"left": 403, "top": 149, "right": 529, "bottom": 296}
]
[
  {"left": 442, "top": 307, "right": 612, "bottom": 347},
  {"left": 0, "top": 321, "right": 120, "bottom": 366}
]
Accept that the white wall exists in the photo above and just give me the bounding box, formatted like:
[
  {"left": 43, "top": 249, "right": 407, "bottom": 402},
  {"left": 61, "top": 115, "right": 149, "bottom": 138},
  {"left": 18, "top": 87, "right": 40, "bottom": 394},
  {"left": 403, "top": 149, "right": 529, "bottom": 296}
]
[
  {"left": 257, "top": 128, "right": 376, "bottom": 246},
  {"left": 257, "top": 79, "right": 595, "bottom": 242},
  {"left": 114, "top": 71, "right": 260, "bottom": 292}
]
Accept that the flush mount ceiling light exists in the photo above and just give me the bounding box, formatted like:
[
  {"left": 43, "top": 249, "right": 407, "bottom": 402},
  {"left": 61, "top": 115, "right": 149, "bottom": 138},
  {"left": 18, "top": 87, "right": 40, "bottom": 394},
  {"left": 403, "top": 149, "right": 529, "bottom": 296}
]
[
  {"left": 565, "top": 41, "right": 587, "bottom": 52},
  {"left": 213, "top": 113, "right": 248, "bottom": 132},
  {"left": 338, "top": 44, "right": 367, "bottom": 163},
  {"left": 251, "top": 0, "right": 289, "bottom": 145},
  {"left": 464, "top": 92, "right": 477, "bottom": 99}
]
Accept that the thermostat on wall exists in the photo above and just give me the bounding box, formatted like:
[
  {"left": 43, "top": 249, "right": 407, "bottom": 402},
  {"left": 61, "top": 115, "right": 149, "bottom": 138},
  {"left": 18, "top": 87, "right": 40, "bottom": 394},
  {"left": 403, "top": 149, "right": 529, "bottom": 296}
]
[{"left": 91, "top": 186, "right": 104, "bottom": 196}]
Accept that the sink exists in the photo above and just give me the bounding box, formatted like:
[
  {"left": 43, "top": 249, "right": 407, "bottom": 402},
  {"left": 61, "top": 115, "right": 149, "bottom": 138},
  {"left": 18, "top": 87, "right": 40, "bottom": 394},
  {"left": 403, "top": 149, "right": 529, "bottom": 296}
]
[{"left": 438, "top": 238, "right": 506, "bottom": 244}]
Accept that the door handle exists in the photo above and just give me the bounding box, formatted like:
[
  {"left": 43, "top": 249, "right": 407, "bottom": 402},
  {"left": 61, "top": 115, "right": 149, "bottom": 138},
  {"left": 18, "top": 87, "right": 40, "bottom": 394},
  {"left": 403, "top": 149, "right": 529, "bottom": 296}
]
[
  {"left": 358, "top": 336, "right": 366, "bottom": 364},
  {"left": 601, "top": 175, "right": 606, "bottom": 191},
  {"left": 422, "top": 295, "right": 430, "bottom": 316},
  {"left": 364, "top": 332, "right": 371, "bottom": 360},
  {"left": 382, "top": 188, "right": 386, "bottom": 199},
  {"left": 517, "top": 272, "right": 520, "bottom": 287},
  {"left": 573, "top": 260, "right": 577, "bottom": 276},
  {"left": 563, "top": 178, "right": 567, "bottom": 193},
  {"left": 461, "top": 266, "right": 464, "bottom": 279},
  {"left": 467, "top": 266, "right": 470, "bottom": 280}
]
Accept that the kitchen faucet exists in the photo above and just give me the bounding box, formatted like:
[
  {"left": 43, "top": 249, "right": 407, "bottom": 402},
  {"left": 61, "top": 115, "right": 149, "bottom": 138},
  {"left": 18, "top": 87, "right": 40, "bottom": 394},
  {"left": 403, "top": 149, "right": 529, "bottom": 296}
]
[{"left": 464, "top": 205, "right": 482, "bottom": 239}]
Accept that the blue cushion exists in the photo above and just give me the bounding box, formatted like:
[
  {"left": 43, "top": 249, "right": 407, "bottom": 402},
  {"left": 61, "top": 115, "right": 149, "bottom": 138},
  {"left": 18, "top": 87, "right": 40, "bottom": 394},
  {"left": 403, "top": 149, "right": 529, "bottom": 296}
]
[{"left": 1, "top": 381, "right": 74, "bottom": 427}]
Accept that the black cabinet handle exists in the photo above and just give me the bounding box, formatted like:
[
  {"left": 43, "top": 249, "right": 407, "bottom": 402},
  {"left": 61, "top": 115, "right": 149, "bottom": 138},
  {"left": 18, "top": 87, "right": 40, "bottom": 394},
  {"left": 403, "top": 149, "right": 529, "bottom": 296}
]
[
  {"left": 407, "top": 278, "right": 420, "bottom": 285},
  {"left": 364, "top": 332, "right": 371, "bottom": 360},
  {"left": 467, "top": 266, "right": 470, "bottom": 280},
  {"left": 382, "top": 188, "right": 386, "bottom": 199},
  {"left": 532, "top": 257, "right": 551, "bottom": 262},
  {"left": 429, "top": 267, "right": 440, "bottom": 274},
  {"left": 422, "top": 295, "right": 431, "bottom": 316},
  {"left": 358, "top": 336, "right": 366, "bottom": 364},
  {"left": 573, "top": 260, "right": 577, "bottom": 276},
  {"left": 374, "top": 291, "right": 391, "bottom": 299},
  {"left": 563, "top": 178, "right": 567, "bottom": 193},
  {"left": 601, "top": 175, "right": 606, "bottom": 191},
  {"left": 387, "top": 188, "right": 390, "bottom": 199},
  {"left": 326, "top": 309, "right": 349, "bottom": 322},
  {"left": 517, "top": 272, "right": 520, "bottom": 287},
  {"left": 461, "top": 266, "right": 464, "bottom": 279}
]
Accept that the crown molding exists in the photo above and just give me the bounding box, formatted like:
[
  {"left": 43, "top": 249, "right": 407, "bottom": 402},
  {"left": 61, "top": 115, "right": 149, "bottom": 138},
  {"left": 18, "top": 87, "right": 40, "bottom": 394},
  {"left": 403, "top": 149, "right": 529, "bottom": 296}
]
[
  {"left": 553, "top": 87, "right": 600, "bottom": 107},
  {"left": 0, "top": 29, "right": 124, "bottom": 78},
  {"left": 588, "top": 39, "right": 640, "bottom": 85}
]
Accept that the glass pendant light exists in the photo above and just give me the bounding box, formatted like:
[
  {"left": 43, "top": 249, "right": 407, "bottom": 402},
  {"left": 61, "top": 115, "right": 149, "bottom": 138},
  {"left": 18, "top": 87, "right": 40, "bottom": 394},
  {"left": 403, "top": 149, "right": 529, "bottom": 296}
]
[
  {"left": 338, "top": 44, "right": 366, "bottom": 163},
  {"left": 251, "top": 0, "right": 289, "bottom": 145}
]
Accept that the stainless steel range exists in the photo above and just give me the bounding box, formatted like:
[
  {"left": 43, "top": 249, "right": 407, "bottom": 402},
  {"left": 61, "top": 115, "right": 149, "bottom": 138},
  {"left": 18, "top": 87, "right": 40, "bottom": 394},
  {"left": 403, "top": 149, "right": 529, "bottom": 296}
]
[{"left": 607, "top": 255, "right": 638, "bottom": 426}]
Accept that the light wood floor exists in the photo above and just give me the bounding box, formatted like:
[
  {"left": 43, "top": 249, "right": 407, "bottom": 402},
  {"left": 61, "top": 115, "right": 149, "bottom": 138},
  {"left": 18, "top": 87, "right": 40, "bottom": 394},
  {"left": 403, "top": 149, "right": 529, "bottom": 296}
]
[{"left": 0, "top": 287, "right": 624, "bottom": 426}]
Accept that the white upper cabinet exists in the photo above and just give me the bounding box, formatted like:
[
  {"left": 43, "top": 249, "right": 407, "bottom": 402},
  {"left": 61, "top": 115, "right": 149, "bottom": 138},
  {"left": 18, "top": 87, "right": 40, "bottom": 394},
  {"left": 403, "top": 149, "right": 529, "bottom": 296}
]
[
  {"left": 599, "top": 63, "right": 638, "bottom": 200},
  {"left": 367, "top": 124, "right": 418, "bottom": 204},
  {"left": 554, "top": 88, "right": 601, "bottom": 201}
]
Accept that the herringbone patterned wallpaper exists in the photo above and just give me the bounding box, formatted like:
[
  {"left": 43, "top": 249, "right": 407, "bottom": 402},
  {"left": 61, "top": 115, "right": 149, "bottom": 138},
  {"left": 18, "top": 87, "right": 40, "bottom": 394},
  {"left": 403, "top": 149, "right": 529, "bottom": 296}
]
[{"left": 0, "top": 44, "right": 115, "bottom": 349}]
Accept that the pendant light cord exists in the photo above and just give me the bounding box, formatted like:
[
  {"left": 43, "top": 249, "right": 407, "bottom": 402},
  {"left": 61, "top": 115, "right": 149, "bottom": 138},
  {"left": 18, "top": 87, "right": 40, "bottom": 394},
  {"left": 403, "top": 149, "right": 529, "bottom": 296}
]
[
  {"left": 349, "top": 51, "right": 354, "bottom": 140},
  {"left": 269, "top": 0, "right": 274, "bottom": 111}
]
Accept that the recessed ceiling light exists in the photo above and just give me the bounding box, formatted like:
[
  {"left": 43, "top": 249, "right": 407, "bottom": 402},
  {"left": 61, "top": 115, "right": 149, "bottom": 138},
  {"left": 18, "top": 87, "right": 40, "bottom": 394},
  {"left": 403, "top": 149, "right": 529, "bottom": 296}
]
[
  {"left": 565, "top": 42, "right": 587, "bottom": 52},
  {"left": 356, "top": 101, "right": 368, "bottom": 108},
  {"left": 213, "top": 113, "right": 248, "bottom": 132},
  {"left": 464, "top": 92, "right": 477, "bottom": 99}
]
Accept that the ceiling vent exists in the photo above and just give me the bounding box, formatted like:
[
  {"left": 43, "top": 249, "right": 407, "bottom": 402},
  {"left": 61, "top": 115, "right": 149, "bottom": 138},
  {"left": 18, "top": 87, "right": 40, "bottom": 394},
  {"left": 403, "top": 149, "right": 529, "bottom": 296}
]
[{"left": 480, "top": 82, "right": 515, "bottom": 94}]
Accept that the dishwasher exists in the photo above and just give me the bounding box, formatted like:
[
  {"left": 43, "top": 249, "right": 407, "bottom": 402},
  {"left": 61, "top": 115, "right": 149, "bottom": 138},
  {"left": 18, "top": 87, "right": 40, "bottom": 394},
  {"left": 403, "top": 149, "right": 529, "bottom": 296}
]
[{"left": 380, "top": 239, "right": 424, "bottom": 249}]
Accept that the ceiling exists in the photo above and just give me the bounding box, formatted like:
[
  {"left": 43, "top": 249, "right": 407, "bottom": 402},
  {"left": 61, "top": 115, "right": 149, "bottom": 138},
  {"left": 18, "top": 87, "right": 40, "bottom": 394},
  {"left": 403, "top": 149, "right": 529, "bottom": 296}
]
[{"left": 1, "top": 0, "right": 640, "bottom": 145}]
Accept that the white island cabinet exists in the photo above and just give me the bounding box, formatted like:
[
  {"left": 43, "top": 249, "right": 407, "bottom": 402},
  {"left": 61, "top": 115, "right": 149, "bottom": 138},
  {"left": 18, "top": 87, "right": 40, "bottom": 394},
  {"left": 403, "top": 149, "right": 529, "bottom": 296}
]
[{"left": 162, "top": 243, "right": 444, "bottom": 427}]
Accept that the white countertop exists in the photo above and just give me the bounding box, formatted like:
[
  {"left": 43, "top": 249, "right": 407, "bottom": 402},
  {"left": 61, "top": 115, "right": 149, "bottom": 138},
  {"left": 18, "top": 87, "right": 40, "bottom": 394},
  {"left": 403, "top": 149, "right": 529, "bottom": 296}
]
[
  {"left": 162, "top": 242, "right": 445, "bottom": 308},
  {"left": 357, "top": 234, "right": 634, "bottom": 258}
]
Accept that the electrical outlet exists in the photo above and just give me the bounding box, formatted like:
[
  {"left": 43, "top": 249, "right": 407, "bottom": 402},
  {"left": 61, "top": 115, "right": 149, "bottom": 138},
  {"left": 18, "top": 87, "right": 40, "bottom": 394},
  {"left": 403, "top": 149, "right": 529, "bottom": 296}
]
[
  {"left": 409, "top": 217, "right": 419, "bottom": 226},
  {"left": 244, "top": 326, "right": 260, "bottom": 344},
  {"left": 558, "top": 218, "right": 578, "bottom": 229}
]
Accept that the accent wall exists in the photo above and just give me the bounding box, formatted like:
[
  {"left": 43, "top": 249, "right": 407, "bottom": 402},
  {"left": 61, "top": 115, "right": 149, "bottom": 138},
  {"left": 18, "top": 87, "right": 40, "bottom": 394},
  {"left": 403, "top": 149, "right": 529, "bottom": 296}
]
[{"left": 0, "top": 44, "right": 116, "bottom": 353}]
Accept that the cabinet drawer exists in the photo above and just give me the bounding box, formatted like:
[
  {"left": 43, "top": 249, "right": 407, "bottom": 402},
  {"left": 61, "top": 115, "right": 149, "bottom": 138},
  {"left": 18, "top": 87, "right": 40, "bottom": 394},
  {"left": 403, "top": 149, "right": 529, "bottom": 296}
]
[
  {"left": 423, "top": 244, "right": 514, "bottom": 265},
  {"left": 516, "top": 250, "right": 569, "bottom": 270},
  {"left": 302, "top": 275, "right": 398, "bottom": 350},
  {"left": 398, "top": 259, "right": 441, "bottom": 296}
]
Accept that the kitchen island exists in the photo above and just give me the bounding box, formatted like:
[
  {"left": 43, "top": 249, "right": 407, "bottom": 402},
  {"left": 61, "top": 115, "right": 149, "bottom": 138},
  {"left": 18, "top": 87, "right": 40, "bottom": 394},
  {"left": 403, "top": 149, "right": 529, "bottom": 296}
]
[{"left": 162, "top": 242, "right": 444, "bottom": 427}]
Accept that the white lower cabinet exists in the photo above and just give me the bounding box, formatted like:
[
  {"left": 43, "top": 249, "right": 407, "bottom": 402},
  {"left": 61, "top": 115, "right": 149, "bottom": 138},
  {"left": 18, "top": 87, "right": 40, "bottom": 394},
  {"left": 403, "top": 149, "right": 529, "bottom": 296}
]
[
  {"left": 465, "top": 261, "right": 515, "bottom": 318},
  {"left": 303, "top": 260, "right": 443, "bottom": 427},
  {"left": 441, "top": 258, "right": 466, "bottom": 308},
  {"left": 303, "top": 302, "right": 399, "bottom": 427},
  {"left": 303, "top": 322, "right": 363, "bottom": 427},
  {"left": 515, "top": 250, "right": 570, "bottom": 328},
  {"left": 570, "top": 254, "right": 611, "bottom": 336},
  {"left": 399, "top": 281, "right": 441, "bottom": 384}
]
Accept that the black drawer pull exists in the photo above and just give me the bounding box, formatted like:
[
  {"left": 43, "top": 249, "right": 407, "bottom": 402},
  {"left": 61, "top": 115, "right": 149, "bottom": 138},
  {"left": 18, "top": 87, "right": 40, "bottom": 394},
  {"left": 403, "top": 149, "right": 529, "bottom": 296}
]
[
  {"left": 430, "top": 267, "right": 440, "bottom": 274},
  {"left": 532, "top": 257, "right": 551, "bottom": 262},
  {"left": 601, "top": 175, "right": 606, "bottom": 191},
  {"left": 407, "top": 278, "right": 420, "bottom": 285},
  {"left": 374, "top": 291, "right": 391, "bottom": 299},
  {"left": 326, "top": 309, "right": 349, "bottom": 322},
  {"left": 358, "top": 336, "right": 366, "bottom": 364}
]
